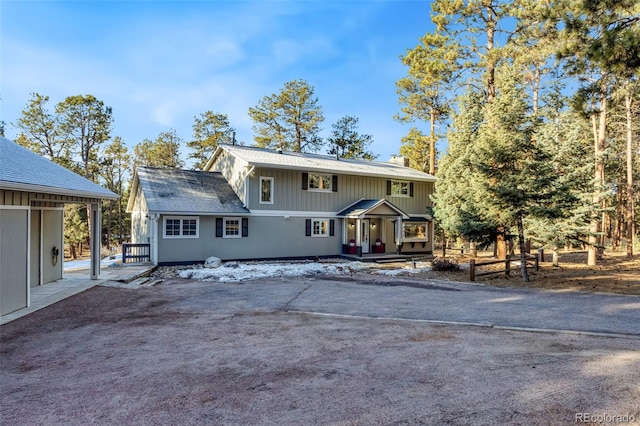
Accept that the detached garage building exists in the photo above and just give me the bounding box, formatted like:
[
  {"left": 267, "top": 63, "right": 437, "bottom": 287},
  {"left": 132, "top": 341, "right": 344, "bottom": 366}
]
[{"left": 0, "top": 137, "right": 117, "bottom": 316}]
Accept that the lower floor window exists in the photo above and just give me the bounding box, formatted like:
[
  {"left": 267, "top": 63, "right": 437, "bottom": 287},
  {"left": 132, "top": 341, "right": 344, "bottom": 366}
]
[
  {"left": 312, "top": 219, "right": 329, "bottom": 237},
  {"left": 224, "top": 218, "right": 240, "bottom": 238},
  {"left": 164, "top": 216, "right": 199, "bottom": 238},
  {"left": 403, "top": 222, "right": 428, "bottom": 241}
]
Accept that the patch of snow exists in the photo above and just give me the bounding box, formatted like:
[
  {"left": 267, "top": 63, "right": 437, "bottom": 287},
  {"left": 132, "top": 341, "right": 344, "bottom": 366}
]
[
  {"left": 178, "top": 261, "right": 371, "bottom": 282},
  {"left": 64, "top": 253, "right": 122, "bottom": 271}
]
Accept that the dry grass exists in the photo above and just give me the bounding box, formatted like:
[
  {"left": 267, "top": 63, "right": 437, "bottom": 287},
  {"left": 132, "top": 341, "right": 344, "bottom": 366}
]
[{"left": 422, "top": 250, "right": 640, "bottom": 296}]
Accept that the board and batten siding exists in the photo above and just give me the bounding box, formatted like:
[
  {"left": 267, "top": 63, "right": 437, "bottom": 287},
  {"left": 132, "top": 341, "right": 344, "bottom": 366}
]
[
  {"left": 130, "top": 183, "right": 150, "bottom": 244},
  {"left": 248, "top": 168, "right": 434, "bottom": 215},
  {"left": 0, "top": 208, "right": 29, "bottom": 315},
  {"left": 210, "top": 149, "right": 248, "bottom": 206},
  {"left": 156, "top": 215, "right": 341, "bottom": 263}
]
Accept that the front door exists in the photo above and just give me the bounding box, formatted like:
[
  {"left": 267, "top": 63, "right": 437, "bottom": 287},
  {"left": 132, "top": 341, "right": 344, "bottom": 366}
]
[{"left": 361, "top": 219, "right": 370, "bottom": 254}]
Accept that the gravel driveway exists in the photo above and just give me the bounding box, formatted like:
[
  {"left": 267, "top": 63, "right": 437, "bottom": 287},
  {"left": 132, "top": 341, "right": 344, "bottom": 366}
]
[{"left": 1, "top": 275, "right": 639, "bottom": 425}]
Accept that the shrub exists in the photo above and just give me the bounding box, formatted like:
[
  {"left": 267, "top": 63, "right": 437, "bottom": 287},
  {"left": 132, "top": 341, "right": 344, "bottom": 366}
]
[{"left": 431, "top": 257, "right": 460, "bottom": 272}]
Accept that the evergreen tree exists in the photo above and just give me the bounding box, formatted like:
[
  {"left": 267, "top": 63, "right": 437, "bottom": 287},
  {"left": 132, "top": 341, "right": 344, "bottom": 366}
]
[
  {"left": 15, "top": 93, "right": 72, "bottom": 166},
  {"left": 396, "top": 31, "right": 454, "bottom": 174},
  {"left": 133, "top": 130, "right": 185, "bottom": 169},
  {"left": 399, "top": 128, "right": 431, "bottom": 173},
  {"left": 326, "top": 116, "right": 376, "bottom": 160},
  {"left": 64, "top": 204, "right": 89, "bottom": 259},
  {"left": 188, "top": 111, "right": 235, "bottom": 170},
  {"left": 248, "top": 79, "right": 324, "bottom": 152},
  {"left": 432, "top": 88, "right": 499, "bottom": 246},
  {"left": 473, "top": 69, "right": 556, "bottom": 282},
  {"left": 56, "top": 94, "right": 113, "bottom": 181},
  {"left": 101, "top": 137, "right": 131, "bottom": 246}
]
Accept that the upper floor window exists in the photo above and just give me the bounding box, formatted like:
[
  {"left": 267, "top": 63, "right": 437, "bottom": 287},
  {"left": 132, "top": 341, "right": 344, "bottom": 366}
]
[
  {"left": 302, "top": 172, "right": 337, "bottom": 192},
  {"left": 163, "top": 216, "right": 199, "bottom": 238},
  {"left": 260, "top": 177, "right": 274, "bottom": 204},
  {"left": 309, "top": 173, "right": 332, "bottom": 191},
  {"left": 387, "top": 180, "right": 414, "bottom": 197}
]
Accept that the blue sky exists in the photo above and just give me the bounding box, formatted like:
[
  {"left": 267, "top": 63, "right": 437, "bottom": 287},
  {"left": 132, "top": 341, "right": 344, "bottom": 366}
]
[{"left": 1, "top": 0, "right": 435, "bottom": 165}]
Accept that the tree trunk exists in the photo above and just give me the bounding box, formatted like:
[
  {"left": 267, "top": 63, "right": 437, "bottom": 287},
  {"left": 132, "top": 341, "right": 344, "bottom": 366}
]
[
  {"left": 517, "top": 216, "right": 530, "bottom": 282},
  {"left": 496, "top": 232, "right": 507, "bottom": 260},
  {"left": 626, "top": 93, "right": 635, "bottom": 258},
  {"left": 588, "top": 91, "right": 607, "bottom": 266},
  {"left": 429, "top": 108, "right": 436, "bottom": 175}
]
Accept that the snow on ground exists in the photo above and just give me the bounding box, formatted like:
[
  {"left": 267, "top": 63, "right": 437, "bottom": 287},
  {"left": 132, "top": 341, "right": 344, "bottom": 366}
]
[
  {"left": 64, "top": 253, "right": 433, "bottom": 282},
  {"left": 64, "top": 254, "right": 122, "bottom": 272},
  {"left": 178, "top": 260, "right": 431, "bottom": 282}
]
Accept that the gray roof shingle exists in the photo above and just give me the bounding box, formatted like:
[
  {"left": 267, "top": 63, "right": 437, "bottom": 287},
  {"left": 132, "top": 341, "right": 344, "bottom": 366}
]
[
  {"left": 213, "top": 144, "right": 437, "bottom": 182},
  {"left": 0, "top": 137, "right": 118, "bottom": 199},
  {"left": 136, "top": 167, "right": 249, "bottom": 215}
]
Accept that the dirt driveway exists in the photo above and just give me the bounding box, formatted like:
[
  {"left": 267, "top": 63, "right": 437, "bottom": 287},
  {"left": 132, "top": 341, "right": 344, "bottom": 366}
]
[{"left": 2, "top": 276, "right": 639, "bottom": 425}]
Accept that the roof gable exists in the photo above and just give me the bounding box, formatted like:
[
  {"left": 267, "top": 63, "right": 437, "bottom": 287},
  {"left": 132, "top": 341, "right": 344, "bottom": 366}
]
[
  {"left": 211, "top": 144, "right": 436, "bottom": 182},
  {"left": 338, "top": 199, "right": 409, "bottom": 219},
  {"left": 0, "top": 137, "right": 117, "bottom": 199}
]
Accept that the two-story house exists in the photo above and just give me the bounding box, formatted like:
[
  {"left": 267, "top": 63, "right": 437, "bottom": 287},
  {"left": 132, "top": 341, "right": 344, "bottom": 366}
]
[{"left": 126, "top": 144, "right": 436, "bottom": 265}]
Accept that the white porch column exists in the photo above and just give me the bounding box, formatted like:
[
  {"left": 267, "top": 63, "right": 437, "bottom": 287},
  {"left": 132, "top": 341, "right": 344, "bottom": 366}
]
[
  {"left": 429, "top": 221, "right": 435, "bottom": 253},
  {"left": 151, "top": 214, "right": 159, "bottom": 265},
  {"left": 342, "top": 219, "right": 347, "bottom": 246},
  {"left": 90, "top": 202, "right": 101, "bottom": 279},
  {"left": 395, "top": 217, "right": 403, "bottom": 253},
  {"left": 355, "top": 218, "right": 362, "bottom": 247}
]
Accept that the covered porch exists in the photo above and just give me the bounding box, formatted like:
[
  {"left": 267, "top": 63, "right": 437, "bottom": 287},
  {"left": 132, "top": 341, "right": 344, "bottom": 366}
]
[{"left": 338, "top": 199, "right": 409, "bottom": 257}]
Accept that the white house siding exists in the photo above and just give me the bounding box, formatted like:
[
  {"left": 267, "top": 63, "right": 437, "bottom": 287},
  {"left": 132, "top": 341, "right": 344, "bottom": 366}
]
[
  {"left": 248, "top": 168, "right": 434, "bottom": 216},
  {"left": 210, "top": 150, "right": 248, "bottom": 206},
  {"left": 156, "top": 215, "right": 342, "bottom": 264},
  {"left": 130, "top": 185, "right": 150, "bottom": 244}
]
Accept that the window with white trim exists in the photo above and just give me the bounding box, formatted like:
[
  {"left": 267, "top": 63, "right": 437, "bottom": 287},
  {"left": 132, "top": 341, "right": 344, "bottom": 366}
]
[
  {"left": 312, "top": 219, "right": 329, "bottom": 237},
  {"left": 308, "top": 173, "right": 332, "bottom": 191},
  {"left": 163, "top": 216, "right": 199, "bottom": 238},
  {"left": 391, "top": 181, "right": 410, "bottom": 197},
  {"left": 403, "top": 222, "right": 428, "bottom": 241},
  {"left": 223, "top": 217, "right": 241, "bottom": 238},
  {"left": 260, "top": 176, "right": 274, "bottom": 204}
]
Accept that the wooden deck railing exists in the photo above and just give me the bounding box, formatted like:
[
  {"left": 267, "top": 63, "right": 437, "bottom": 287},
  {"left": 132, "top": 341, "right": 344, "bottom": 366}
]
[{"left": 122, "top": 243, "right": 151, "bottom": 264}]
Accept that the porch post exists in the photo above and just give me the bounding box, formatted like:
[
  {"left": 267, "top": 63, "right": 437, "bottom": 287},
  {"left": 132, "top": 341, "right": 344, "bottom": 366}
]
[
  {"left": 429, "top": 220, "right": 435, "bottom": 253},
  {"left": 342, "top": 219, "right": 347, "bottom": 246},
  {"left": 395, "top": 217, "right": 403, "bottom": 254},
  {"left": 355, "top": 218, "right": 362, "bottom": 248},
  {"left": 90, "top": 202, "right": 101, "bottom": 279}
]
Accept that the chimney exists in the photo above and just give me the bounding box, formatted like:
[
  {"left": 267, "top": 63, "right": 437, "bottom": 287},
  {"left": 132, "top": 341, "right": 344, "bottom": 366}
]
[{"left": 388, "top": 155, "right": 409, "bottom": 167}]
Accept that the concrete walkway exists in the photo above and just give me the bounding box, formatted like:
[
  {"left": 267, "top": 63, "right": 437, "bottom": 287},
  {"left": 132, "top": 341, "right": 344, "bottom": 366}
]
[{"left": 0, "top": 264, "right": 155, "bottom": 325}]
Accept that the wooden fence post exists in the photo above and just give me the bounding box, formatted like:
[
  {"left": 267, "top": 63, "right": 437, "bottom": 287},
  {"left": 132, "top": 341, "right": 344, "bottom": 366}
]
[
  {"left": 470, "top": 259, "right": 476, "bottom": 281},
  {"left": 505, "top": 257, "right": 511, "bottom": 276},
  {"left": 537, "top": 248, "right": 544, "bottom": 262},
  {"left": 535, "top": 253, "right": 539, "bottom": 271}
]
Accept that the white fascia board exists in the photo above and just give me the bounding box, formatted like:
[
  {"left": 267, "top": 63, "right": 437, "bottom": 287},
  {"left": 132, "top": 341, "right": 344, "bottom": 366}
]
[
  {"left": 0, "top": 181, "right": 119, "bottom": 201},
  {"left": 247, "top": 162, "right": 436, "bottom": 183},
  {"left": 125, "top": 172, "right": 140, "bottom": 213},
  {"left": 249, "top": 210, "right": 339, "bottom": 218}
]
